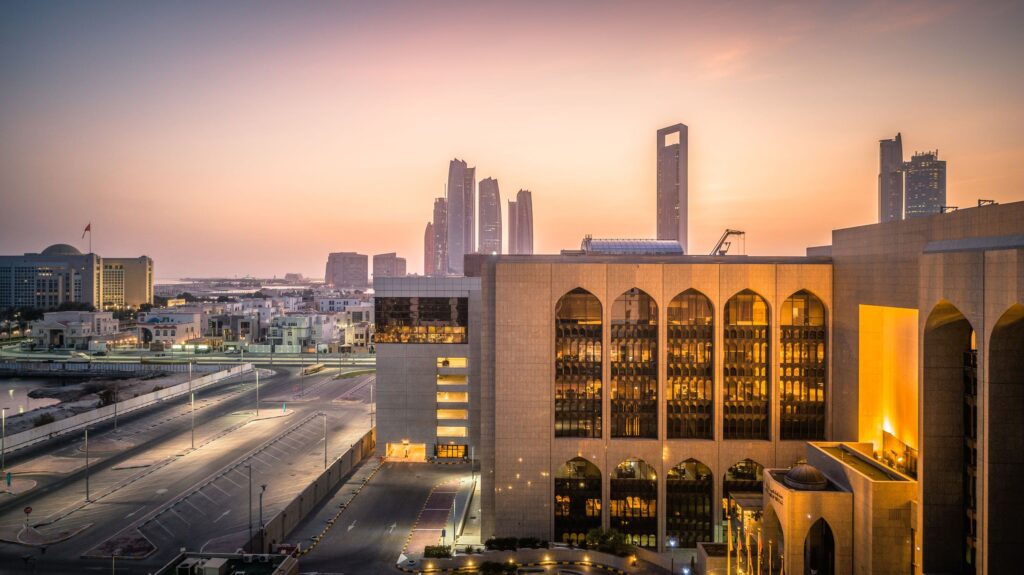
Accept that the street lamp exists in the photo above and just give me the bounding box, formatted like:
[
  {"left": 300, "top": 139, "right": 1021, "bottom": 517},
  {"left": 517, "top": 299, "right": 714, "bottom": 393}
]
[
  {"left": 2, "top": 407, "right": 8, "bottom": 479},
  {"left": 189, "top": 362, "right": 195, "bottom": 449},
  {"left": 112, "top": 547, "right": 121, "bottom": 574},
  {"left": 322, "top": 413, "right": 328, "bottom": 469},
  {"left": 667, "top": 537, "right": 676, "bottom": 574},
  {"left": 259, "top": 484, "right": 267, "bottom": 552},
  {"left": 248, "top": 464, "right": 253, "bottom": 551},
  {"left": 255, "top": 369, "right": 260, "bottom": 417},
  {"left": 84, "top": 427, "right": 90, "bottom": 502}
]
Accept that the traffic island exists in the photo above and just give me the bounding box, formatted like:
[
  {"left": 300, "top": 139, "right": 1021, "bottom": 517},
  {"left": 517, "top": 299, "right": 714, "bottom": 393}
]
[
  {"left": 0, "top": 478, "right": 37, "bottom": 495},
  {"left": 0, "top": 523, "right": 92, "bottom": 547}
]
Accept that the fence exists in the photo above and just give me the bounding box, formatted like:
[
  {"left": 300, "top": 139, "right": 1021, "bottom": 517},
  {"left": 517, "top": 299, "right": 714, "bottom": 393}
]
[
  {"left": 1, "top": 363, "right": 254, "bottom": 454},
  {"left": 249, "top": 428, "right": 376, "bottom": 553},
  {"left": 0, "top": 361, "right": 226, "bottom": 374}
]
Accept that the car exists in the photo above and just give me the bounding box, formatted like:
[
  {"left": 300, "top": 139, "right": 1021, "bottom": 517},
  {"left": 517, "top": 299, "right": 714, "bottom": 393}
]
[{"left": 93, "top": 351, "right": 107, "bottom": 357}]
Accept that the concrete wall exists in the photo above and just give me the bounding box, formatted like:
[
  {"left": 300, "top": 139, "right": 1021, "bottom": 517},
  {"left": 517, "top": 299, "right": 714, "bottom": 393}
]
[{"left": 1, "top": 363, "right": 253, "bottom": 453}]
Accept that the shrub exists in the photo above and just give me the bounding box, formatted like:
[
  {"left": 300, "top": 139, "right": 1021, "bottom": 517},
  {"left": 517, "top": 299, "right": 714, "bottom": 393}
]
[
  {"left": 478, "top": 561, "right": 518, "bottom": 575},
  {"left": 585, "top": 528, "right": 632, "bottom": 556},
  {"left": 424, "top": 545, "right": 452, "bottom": 558},
  {"left": 484, "top": 537, "right": 518, "bottom": 551},
  {"left": 33, "top": 413, "right": 56, "bottom": 427},
  {"left": 517, "top": 536, "right": 543, "bottom": 549}
]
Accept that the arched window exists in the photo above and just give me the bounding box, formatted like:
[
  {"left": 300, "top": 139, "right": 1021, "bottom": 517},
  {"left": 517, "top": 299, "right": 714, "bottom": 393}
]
[
  {"left": 611, "top": 288, "right": 658, "bottom": 438},
  {"left": 610, "top": 458, "right": 657, "bottom": 549},
  {"left": 667, "top": 290, "right": 713, "bottom": 439},
  {"left": 555, "top": 289, "right": 602, "bottom": 438},
  {"left": 723, "top": 459, "right": 764, "bottom": 520},
  {"left": 666, "top": 458, "right": 713, "bottom": 548},
  {"left": 723, "top": 290, "right": 770, "bottom": 440},
  {"left": 554, "top": 457, "right": 602, "bottom": 544},
  {"left": 780, "top": 290, "right": 827, "bottom": 440}
]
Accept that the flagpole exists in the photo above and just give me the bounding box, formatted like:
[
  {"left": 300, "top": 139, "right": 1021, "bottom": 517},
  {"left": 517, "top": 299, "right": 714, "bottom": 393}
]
[{"left": 727, "top": 517, "right": 732, "bottom": 575}]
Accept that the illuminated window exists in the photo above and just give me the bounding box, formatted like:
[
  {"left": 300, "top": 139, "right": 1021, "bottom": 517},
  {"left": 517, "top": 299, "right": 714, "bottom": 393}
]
[
  {"left": 434, "top": 444, "right": 466, "bottom": 458},
  {"left": 437, "top": 357, "right": 468, "bottom": 368},
  {"left": 437, "top": 374, "right": 467, "bottom": 386},
  {"left": 436, "top": 426, "right": 467, "bottom": 437},
  {"left": 436, "top": 409, "right": 468, "bottom": 420},
  {"left": 611, "top": 288, "right": 658, "bottom": 439},
  {"left": 723, "top": 290, "right": 770, "bottom": 440},
  {"left": 554, "top": 457, "right": 601, "bottom": 544},
  {"left": 374, "top": 297, "right": 468, "bottom": 344},
  {"left": 436, "top": 391, "right": 469, "bottom": 403},
  {"left": 666, "top": 459, "right": 713, "bottom": 548},
  {"left": 780, "top": 290, "right": 827, "bottom": 440},
  {"left": 610, "top": 458, "right": 657, "bottom": 549},
  {"left": 554, "top": 288, "right": 602, "bottom": 438},
  {"left": 722, "top": 459, "right": 763, "bottom": 508},
  {"left": 667, "top": 289, "right": 713, "bottom": 439}
]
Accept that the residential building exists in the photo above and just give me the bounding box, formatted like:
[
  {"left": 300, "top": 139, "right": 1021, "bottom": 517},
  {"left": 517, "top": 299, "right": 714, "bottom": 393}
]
[
  {"left": 432, "top": 198, "right": 448, "bottom": 276},
  {"left": 136, "top": 310, "right": 201, "bottom": 348},
  {"left": 324, "top": 252, "right": 368, "bottom": 289},
  {"left": 424, "top": 221, "right": 434, "bottom": 276},
  {"left": 314, "top": 297, "right": 364, "bottom": 313},
  {"left": 445, "top": 158, "right": 476, "bottom": 275},
  {"left": 31, "top": 310, "right": 121, "bottom": 350},
  {"left": 878, "top": 133, "right": 905, "bottom": 222},
  {"left": 0, "top": 244, "right": 152, "bottom": 311},
  {"left": 657, "top": 124, "right": 688, "bottom": 252},
  {"left": 903, "top": 151, "right": 947, "bottom": 218},
  {"left": 508, "top": 189, "right": 534, "bottom": 255},
  {"left": 372, "top": 252, "right": 407, "bottom": 279},
  {"left": 206, "top": 313, "right": 261, "bottom": 343},
  {"left": 374, "top": 276, "right": 480, "bottom": 461},
  {"left": 478, "top": 177, "right": 502, "bottom": 255},
  {"left": 267, "top": 314, "right": 338, "bottom": 352}
]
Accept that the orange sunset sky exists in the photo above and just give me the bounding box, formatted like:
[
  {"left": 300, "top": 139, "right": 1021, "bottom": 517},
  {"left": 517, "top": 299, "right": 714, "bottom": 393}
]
[{"left": 1, "top": 1, "right": 1022, "bottom": 279}]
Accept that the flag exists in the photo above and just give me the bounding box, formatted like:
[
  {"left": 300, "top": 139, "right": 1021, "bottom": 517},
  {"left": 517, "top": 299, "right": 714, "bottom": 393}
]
[{"left": 82, "top": 222, "right": 91, "bottom": 238}]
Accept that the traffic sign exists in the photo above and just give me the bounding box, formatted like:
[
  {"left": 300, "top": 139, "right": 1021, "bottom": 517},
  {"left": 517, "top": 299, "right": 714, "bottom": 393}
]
[{"left": 23, "top": 506, "right": 31, "bottom": 515}]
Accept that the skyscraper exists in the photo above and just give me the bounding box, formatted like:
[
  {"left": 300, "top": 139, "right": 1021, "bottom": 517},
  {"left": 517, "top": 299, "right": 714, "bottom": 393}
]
[
  {"left": 478, "top": 177, "right": 502, "bottom": 255},
  {"left": 372, "top": 252, "right": 407, "bottom": 278},
  {"left": 510, "top": 189, "right": 534, "bottom": 255},
  {"left": 878, "top": 133, "right": 904, "bottom": 222},
  {"left": 445, "top": 158, "right": 476, "bottom": 275},
  {"left": 423, "top": 222, "right": 434, "bottom": 276},
  {"left": 432, "top": 197, "right": 447, "bottom": 276},
  {"left": 903, "top": 151, "right": 946, "bottom": 218},
  {"left": 657, "top": 124, "right": 688, "bottom": 252},
  {"left": 324, "top": 252, "right": 368, "bottom": 289}
]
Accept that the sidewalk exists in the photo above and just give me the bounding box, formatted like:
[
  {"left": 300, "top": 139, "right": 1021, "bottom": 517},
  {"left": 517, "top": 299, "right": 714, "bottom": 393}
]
[
  {"left": 286, "top": 455, "right": 382, "bottom": 554},
  {"left": 454, "top": 475, "right": 481, "bottom": 547}
]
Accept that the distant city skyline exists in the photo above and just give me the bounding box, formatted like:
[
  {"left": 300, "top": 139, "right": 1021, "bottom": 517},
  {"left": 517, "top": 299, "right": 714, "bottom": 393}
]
[{"left": 1, "top": 1, "right": 1022, "bottom": 277}]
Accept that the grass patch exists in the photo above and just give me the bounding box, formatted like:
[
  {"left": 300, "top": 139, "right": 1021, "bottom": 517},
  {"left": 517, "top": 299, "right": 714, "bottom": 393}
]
[{"left": 334, "top": 369, "right": 375, "bottom": 379}]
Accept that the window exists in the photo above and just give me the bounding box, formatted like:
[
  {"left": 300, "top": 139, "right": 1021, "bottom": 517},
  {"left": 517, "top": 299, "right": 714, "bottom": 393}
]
[
  {"left": 723, "top": 290, "right": 770, "bottom": 440},
  {"left": 666, "top": 459, "right": 713, "bottom": 547},
  {"left": 554, "top": 457, "right": 602, "bottom": 544},
  {"left": 610, "top": 458, "right": 657, "bottom": 549},
  {"left": 437, "top": 391, "right": 469, "bottom": 403},
  {"left": 375, "top": 297, "right": 468, "bottom": 343},
  {"left": 435, "top": 444, "right": 466, "bottom": 459},
  {"left": 667, "top": 290, "right": 714, "bottom": 439},
  {"left": 437, "top": 375, "right": 467, "bottom": 387},
  {"left": 723, "top": 459, "right": 764, "bottom": 509},
  {"left": 554, "top": 289, "right": 602, "bottom": 438},
  {"left": 611, "top": 288, "right": 658, "bottom": 439},
  {"left": 780, "top": 290, "right": 827, "bottom": 440},
  {"left": 437, "top": 357, "right": 468, "bottom": 368},
  {"left": 436, "top": 409, "right": 468, "bottom": 420},
  {"left": 436, "top": 426, "right": 467, "bottom": 437}
]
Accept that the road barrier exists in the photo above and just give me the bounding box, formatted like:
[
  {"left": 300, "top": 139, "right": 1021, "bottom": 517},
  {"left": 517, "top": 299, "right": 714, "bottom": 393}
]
[
  {"left": 0, "top": 361, "right": 226, "bottom": 374},
  {"left": 248, "top": 427, "right": 376, "bottom": 553},
  {"left": 1, "top": 363, "right": 255, "bottom": 454}
]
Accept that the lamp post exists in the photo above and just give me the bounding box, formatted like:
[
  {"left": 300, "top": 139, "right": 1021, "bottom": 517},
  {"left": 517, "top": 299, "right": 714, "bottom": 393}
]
[
  {"left": 259, "top": 484, "right": 267, "bottom": 552},
  {"left": 113, "top": 380, "right": 119, "bottom": 431},
  {"left": 84, "top": 427, "right": 90, "bottom": 502},
  {"left": 248, "top": 464, "right": 253, "bottom": 551},
  {"left": 189, "top": 362, "right": 195, "bottom": 449},
  {"left": 255, "top": 369, "right": 260, "bottom": 417},
  {"left": 1, "top": 407, "right": 8, "bottom": 479},
  {"left": 112, "top": 547, "right": 121, "bottom": 574},
  {"left": 668, "top": 538, "right": 676, "bottom": 574},
  {"left": 322, "top": 413, "right": 328, "bottom": 469}
]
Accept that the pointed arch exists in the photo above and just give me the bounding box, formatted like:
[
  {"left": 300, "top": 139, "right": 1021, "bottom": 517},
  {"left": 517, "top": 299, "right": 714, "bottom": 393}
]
[
  {"left": 723, "top": 458, "right": 764, "bottom": 505},
  {"left": 610, "top": 458, "right": 658, "bottom": 549},
  {"left": 554, "top": 457, "right": 602, "bottom": 545},
  {"left": 555, "top": 288, "right": 602, "bottom": 438},
  {"left": 667, "top": 289, "right": 714, "bottom": 439},
  {"left": 988, "top": 303, "right": 1024, "bottom": 573},
  {"left": 611, "top": 288, "right": 658, "bottom": 438},
  {"left": 922, "top": 300, "right": 974, "bottom": 574},
  {"left": 723, "top": 289, "right": 770, "bottom": 439},
  {"left": 780, "top": 289, "right": 827, "bottom": 440},
  {"left": 666, "top": 458, "right": 713, "bottom": 547},
  {"left": 803, "top": 517, "right": 835, "bottom": 575}
]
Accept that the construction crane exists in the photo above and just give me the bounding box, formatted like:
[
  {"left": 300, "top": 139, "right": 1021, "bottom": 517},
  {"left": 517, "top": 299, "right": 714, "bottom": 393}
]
[{"left": 710, "top": 229, "right": 745, "bottom": 256}]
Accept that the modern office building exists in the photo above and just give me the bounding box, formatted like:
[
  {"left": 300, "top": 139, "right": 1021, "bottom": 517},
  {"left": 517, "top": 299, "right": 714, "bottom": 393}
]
[
  {"left": 0, "top": 244, "right": 152, "bottom": 311},
  {"left": 424, "top": 222, "right": 435, "bottom": 276},
  {"left": 478, "top": 177, "right": 502, "bottom": 255},
  {"left": 878, "top": 133, "right": 905, "bottom": 223},
  {"left": 462, "top": 201, "right": 1024, "bottom": 575},
  {"left": 657, "top": 124, "right": 688, "bottom": 252},
  {"left": 432, "top": 197, "right": 448, "bottom": 277},
  {"left": 374, "top": 275, "right": 480, "bottom": 461},
  {"left": 508, "top": 189, "right": 534, "bottom": 255},
  {"left": 903, "top": 151, "right": 947, "bottom": 219},
  {"left": 446, "top": 158, "right": 476, "bottom": 275},
  {"left": 324, "top": 252, "right": 368, "bottom": 289},
  {"left": 372, "top": 252, "right": 407, "bottom": 279}
]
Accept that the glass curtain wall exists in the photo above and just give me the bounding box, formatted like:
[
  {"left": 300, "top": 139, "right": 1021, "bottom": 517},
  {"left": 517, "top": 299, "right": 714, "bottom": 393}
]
[
  {"left": 723, "top": 290, "right": 770, "bottom": 440},
  {"left": 554, "top": 457, "right": 602, "bottom": 545},
  {"left": 666, "top": 458, "right": 713, "bottom": 548},
  {"left": 610, "top": 458, "right": 658, "bottom": 549},
  {"left": 611, "top": 288, "right": 658, "bottom": 438},
  {"left": 780, "top": 290, "right": 827, "bottom": 440},
  {"left": 667, "top": 290, "right": 714, "bottom": 439},
  {"left": 555, "top": 289, "right": 603, "bottom": 438}
]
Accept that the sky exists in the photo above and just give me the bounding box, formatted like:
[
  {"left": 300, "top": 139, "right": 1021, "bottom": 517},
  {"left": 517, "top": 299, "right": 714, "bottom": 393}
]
[{"left": 1, "top": 0, "right": 1023, "bottom": 279}]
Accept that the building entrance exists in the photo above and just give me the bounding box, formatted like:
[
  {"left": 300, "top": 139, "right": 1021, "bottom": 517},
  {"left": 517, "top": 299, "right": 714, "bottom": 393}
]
[{"left": 386, "top": 442, "right": 426, "bottom": 461}]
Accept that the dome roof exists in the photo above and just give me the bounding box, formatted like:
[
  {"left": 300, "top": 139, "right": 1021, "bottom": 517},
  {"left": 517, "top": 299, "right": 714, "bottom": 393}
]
[
  {"left": 783, "top": 463, "right": 828, "bottom": 491},
  {"left": 41, "top": 243, "right": 82, "bottom": 256}
]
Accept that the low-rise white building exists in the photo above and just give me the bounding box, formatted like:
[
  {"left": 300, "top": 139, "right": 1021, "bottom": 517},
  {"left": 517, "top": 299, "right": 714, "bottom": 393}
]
[
  {"left": 137, "top": 310, "right": 201, "bottom": 348},
  {"left": 32, "top": 311, "right": 121, "bottom": 350},
  {"left": 267, "top": 314, "right": 338, "bottom": 352}
]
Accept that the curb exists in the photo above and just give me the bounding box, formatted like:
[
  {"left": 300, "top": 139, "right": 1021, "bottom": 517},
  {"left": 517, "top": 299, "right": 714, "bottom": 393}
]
[
  {"left": 294, "top": 456, "right": 384, "bottom": 558},
  {"left": 396, "top": 557, "right": 630, "bottom": 574}
]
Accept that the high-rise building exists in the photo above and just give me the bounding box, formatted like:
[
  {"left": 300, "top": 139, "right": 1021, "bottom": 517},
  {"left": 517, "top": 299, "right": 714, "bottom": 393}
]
[
  {"left": 509, "top": 189, "right": 534, "bottom": 255},
  {"left": 478, "top": 177, "right": 502, "bottom": 255},
  {"left": 903, "top": 151, "right": 946, "bottom": 219},
  {"left": 423, "top": 222, "right": 434, "bottom": 276},
  {"left": 324, "top": 252, "right": 368, "bottom": 289},
  {"left": 372, "top": 252, "right": 407, "bottom": 279},
  {"left": 445, "top": 159, "right": 476, "bottom": 275},
  {"left": 657, "top": 124, "right": 688, "bottom": 252},
  {"left": 432, "top": 197, "right": 448, "bottom": 276},
  {"left": 878, "top": 133, "right": 904, "bottom": 222},
  {"left": 0, "top": 244, "right": 152, "bottom": 310}
]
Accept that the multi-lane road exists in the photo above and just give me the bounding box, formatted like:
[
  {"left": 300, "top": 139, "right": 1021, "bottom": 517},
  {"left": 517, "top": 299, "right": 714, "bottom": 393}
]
[{"left": 0, "top": 366, "right": 373, "bottom": 574}]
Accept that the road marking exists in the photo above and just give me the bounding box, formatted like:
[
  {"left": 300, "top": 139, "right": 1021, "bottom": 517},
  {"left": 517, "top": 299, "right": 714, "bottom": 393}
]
[
  {"left": 125, "top": 506, "right": 146, "bottom": 518},
  {"left": 213, "top": 509, "right": 231, "bottom": 523},
  {"left": 347, "top": 520, "right": 357, "bottom": 532},
  {"left": 388, "top": 522, "right": 396, "bottom": 534},
  {"left": 155, "top": 488, "right": 168, "bottom": 494}
]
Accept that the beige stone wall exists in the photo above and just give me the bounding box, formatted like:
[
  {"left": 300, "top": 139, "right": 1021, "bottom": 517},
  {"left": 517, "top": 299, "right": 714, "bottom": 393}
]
[{"left": 484, "top": 259, "right": 833, "bottom": 549}]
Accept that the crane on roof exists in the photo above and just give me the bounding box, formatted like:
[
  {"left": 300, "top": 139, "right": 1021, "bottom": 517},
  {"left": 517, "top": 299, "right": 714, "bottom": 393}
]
[{"left": 710, "top": 229, "right": 745, "bottom": 256}]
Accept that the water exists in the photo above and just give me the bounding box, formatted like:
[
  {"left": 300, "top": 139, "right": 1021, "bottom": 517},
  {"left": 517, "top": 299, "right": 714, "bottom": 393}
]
[{"left": 0, "top": 377, "right": 63, "bottom": 415}]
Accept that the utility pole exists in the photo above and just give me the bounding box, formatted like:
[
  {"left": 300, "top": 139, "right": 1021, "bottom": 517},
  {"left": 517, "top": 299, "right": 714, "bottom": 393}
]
[
  {"left": 113, "top": 380, "right": 119, "bottom": 431},
  {"left": 259, "top": 484, "right": 267, "bottom": 552},
  {"left": 84, "top": 428, "right": 90, "bottom": 502},
  {"left": 248, "top": 464, "right": 253, "bottom": 551},
  {"left": 189, "top": 361, "right": 195, "bottom": 449},
  {"left": 1, "top": 407, "right": 8, "bottom": 478},
  {"left": 322, "top": 413, "right": 328, "bottom": 469},
  {"left": 255, "top": 369, "right": 260, "bottom": 417}
]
